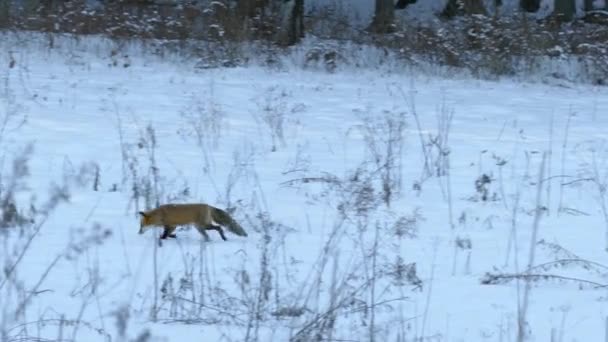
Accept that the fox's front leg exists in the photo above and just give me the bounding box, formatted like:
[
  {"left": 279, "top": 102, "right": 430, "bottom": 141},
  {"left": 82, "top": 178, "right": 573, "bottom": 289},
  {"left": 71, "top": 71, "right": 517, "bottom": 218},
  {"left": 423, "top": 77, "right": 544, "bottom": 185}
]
[{"left": 161, "top": 225, "right": 177, "bottom": 239}]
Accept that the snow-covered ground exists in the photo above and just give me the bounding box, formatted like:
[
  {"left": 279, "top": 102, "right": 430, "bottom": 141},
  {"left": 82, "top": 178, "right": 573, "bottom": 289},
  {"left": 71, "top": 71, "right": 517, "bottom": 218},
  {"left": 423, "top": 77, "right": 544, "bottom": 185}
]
[{"left": 1, "top": 33, "right": 608, "bottom": 341}]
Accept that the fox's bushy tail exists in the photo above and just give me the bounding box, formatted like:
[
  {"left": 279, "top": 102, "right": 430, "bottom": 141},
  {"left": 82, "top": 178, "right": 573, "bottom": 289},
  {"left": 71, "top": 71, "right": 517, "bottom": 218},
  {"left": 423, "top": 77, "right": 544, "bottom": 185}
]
[{"left": 212, "top": 207, "right": 248, "bottom": 237}]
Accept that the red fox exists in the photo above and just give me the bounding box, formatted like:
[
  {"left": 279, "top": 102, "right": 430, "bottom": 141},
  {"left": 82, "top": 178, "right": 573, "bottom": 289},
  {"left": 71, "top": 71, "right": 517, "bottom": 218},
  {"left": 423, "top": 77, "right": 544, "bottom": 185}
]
[{"left": 138, "top": 203, "right": 248, "bottom": 241}]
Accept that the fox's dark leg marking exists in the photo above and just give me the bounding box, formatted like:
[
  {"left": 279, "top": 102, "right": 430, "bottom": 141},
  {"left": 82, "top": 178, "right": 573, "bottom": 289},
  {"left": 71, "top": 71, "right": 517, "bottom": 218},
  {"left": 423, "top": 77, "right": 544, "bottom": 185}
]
[
  {"left": 195, "top": 224, "right": 211, "bottom": 242},
  {"left": 167, "top": 226, "right": 177, "bottom": 238},
  {"left": 209, "top": 224, "right": 227, "bottom": 241},
  {"left": 161, "top": 225, "right": 177, "bottom": 239}
]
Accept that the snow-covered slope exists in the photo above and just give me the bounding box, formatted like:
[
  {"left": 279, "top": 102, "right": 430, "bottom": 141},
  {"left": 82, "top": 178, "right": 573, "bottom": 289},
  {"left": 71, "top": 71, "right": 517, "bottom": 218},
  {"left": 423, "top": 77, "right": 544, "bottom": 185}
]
[{"left": 1, "top": 33, "right": 607, "bottom": 341}]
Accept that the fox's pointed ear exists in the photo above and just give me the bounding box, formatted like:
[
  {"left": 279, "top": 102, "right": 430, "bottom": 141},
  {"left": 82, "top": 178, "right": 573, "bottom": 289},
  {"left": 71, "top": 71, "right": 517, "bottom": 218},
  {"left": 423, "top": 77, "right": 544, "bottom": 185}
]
[{"left": 138, "top": 211, "right": 148, "bottom": 217}]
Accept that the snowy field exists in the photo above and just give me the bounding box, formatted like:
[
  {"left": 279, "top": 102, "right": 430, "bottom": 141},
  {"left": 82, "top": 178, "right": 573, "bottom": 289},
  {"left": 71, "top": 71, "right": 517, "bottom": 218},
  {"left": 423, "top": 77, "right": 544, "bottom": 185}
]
[{"left": 1, "top": 32, "right": 608, "bottom": 342}]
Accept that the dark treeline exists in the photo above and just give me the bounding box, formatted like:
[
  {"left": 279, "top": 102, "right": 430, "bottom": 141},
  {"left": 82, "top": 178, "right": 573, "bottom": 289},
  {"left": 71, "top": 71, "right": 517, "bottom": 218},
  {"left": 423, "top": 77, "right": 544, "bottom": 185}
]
[
  {"left": 0, "top": 0, "right": 606, "bottom": 83},
  {"left": 0, "top": 0, "right": 606, "bottom": 43}
]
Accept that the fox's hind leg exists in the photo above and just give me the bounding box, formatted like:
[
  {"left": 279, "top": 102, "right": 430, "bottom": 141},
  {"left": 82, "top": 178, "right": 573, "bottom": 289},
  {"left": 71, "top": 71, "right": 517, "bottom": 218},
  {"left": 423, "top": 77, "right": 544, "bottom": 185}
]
[
  {"left": 161, "top": 225, "right": 177, "bottom": 239},
  {"left": 195, "top": 224, "right": 211, "bottom": 242},
  {"left": 208, "top": 225, "right": 227, "bottom": 241}
]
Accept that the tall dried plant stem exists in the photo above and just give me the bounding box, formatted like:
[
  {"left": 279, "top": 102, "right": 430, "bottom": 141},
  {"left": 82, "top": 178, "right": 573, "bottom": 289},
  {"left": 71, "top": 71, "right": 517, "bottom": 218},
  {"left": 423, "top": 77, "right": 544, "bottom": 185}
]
[
  {"left": 517, "top": 152, "right": 546, "bottom": 342},
  {"left": 558, "top": 113, "right": 573, "bottom": 213}
]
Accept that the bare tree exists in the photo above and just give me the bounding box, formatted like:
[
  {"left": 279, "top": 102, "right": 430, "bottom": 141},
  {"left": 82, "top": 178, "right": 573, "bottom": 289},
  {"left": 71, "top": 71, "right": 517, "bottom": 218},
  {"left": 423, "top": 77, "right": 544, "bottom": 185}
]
[
  {"left": 553, "top": 0, "right": 576, "bottom": 21},
  {"left": 235, "top": 0, "right": 268, "bottom": 19},
  {"left": 234, "top": 0, "right": 270, "bottom": 40},
  {"left": 440, "top": 0, "right": 487, "bottom": 18},
  {"left": 0, "top": 0, "right": 10, "bottom": 27},
  {"left": 277, "top": 0, "right": 304, "bottom": 46},
  {"left": 369, "top": 0, "right": 395, "bottom": 33},
  {"left": 395, "top": 0, "right": 417, "bottom": 10},
  {"left": 520, "top": 0, "right": 541, "bottom": 12},
  {"left": 236, "top": 0, "right": 304, "bottom": 45}
]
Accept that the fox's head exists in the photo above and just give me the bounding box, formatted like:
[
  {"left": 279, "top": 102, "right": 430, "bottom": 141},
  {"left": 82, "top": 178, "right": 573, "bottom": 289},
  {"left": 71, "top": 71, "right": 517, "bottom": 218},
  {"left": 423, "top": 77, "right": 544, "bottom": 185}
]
[{"left": 138, "top": 211, "right": 153, "bottom": 234}]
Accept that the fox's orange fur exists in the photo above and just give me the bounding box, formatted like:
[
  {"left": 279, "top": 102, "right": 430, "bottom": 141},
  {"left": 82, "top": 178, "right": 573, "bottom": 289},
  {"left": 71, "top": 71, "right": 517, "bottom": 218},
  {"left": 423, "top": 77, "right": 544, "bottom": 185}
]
[{"left": 138, "top": 203, "right": 247, "bottom": 241}]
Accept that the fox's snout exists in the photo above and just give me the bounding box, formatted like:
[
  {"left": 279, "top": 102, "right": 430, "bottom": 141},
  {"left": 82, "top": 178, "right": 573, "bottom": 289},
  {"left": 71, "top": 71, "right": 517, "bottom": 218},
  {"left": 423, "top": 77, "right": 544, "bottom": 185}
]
[
  {"left": 138, "top": 222, "right": 148, "bottom": 235},
  {"left": 138, "top": 211, "right": 149, "bottom": 235}
]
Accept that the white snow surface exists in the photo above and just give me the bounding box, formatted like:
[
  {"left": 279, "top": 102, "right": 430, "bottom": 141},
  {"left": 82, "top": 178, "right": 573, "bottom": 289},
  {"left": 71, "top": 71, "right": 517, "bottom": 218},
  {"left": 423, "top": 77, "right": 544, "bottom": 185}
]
[{"left": 1, "top": 32, "right": 608, "bottom": 342}]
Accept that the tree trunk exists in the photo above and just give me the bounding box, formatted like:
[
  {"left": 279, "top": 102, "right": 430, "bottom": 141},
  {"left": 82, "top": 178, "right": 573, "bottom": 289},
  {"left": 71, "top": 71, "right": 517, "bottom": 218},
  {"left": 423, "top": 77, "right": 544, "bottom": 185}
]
[
  {"left": 277, "top": 0, "right": 304, "bottom": 46},
  {"left": 368, "top": 0, "right": 395, "bottom": 33},
  {"left": 236, "top": 0, "right": 269, "bottom": 19},
  {"left": 395, "top": 0, "right": 417, "bottom": 10},
  {"left": 441, "top": 0, "right": 488, "bottom": 18},
  {"left": 236, "top": 0, "right": 304, "bottom": 45},
  {"left": 296, "top": 0, "right": 304, "bottom": 40},
  {"left": 520, "top": 0, "right": 541, "bottom": 12},
  {"left": 0, "top": 0, "right": 9, "bottom": 28},
  {"left": 583, "top": 0, "right": 594, "bottom": 11},
  {"left": 235, "top": 0, "right": 271, "bottom": 40},
  {"left": 553, "top": 0, "right": 576, "bottom": 21}
]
